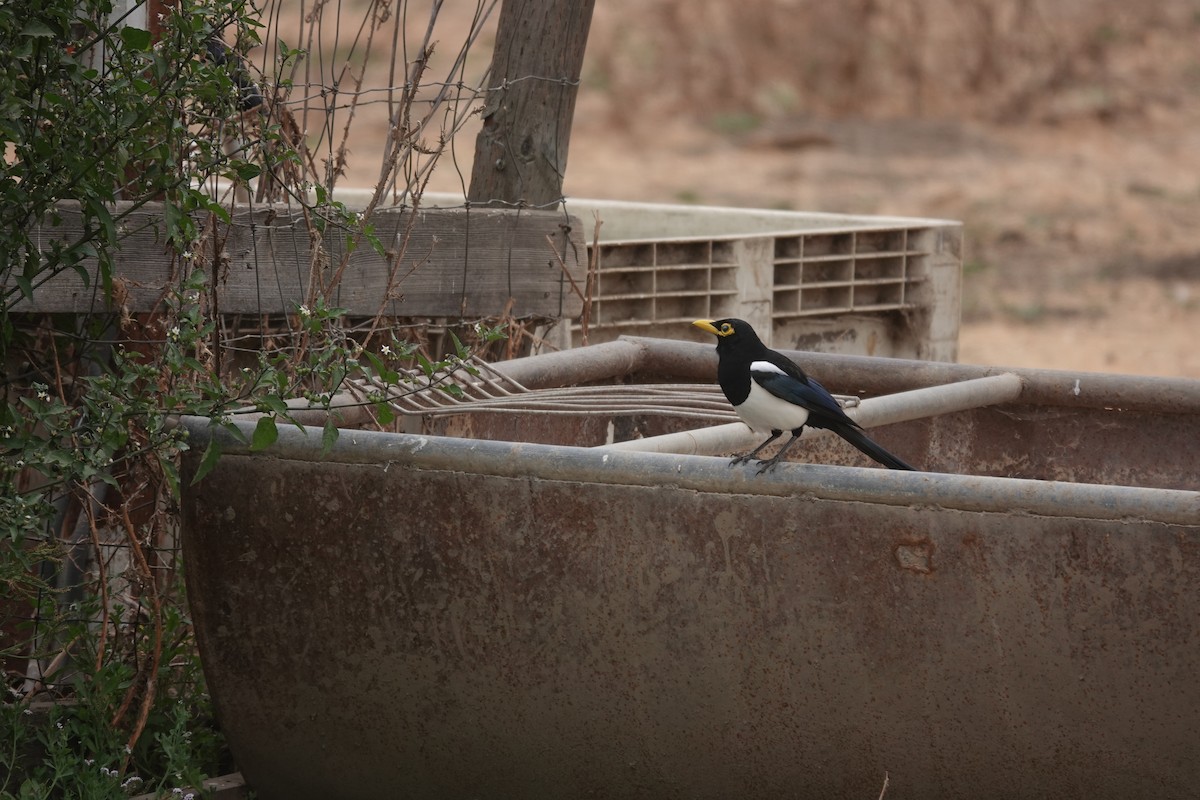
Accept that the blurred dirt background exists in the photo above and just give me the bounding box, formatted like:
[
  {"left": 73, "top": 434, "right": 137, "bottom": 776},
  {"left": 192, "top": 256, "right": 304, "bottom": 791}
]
[{"left": 323, "top": 0, "right": 1200, "bottom": 377}]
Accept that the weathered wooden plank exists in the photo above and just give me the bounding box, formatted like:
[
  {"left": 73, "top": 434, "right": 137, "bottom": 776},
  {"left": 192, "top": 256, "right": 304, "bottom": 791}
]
[{"left": 10, "top": 202, "right": 586, "bottom": 317}]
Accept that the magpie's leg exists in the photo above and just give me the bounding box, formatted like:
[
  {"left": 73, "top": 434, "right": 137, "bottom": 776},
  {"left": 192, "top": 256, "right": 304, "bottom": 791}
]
[
  {"left": 754, "top": 427, "right": 805, "bottom": 474},
  {"left": 731, "top": 430, "right": 782, "bottom": 466}
]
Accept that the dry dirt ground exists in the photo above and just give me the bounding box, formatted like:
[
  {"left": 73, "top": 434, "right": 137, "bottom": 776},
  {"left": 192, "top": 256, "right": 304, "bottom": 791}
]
[{"left": 321, "top": 3, "right": 1200, "bottom": 380}]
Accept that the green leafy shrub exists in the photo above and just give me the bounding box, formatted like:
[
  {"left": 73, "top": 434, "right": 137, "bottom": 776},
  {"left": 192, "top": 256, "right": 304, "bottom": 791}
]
[{"left": 1, "top": 0, "right": 507, "bottom": 795}]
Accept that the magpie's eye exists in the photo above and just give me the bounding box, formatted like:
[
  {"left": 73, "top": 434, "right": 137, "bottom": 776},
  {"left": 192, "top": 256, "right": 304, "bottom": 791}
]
[{"left": 721, "top": 323, "right": 733, "bottom": 334}]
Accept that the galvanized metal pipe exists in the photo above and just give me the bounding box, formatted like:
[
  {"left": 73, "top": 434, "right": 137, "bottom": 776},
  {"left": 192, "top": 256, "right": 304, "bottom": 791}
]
[
  {"left": 602, "top": 372, "right": 1025, "bottom": 455},
  {"left": 491, "top": 339, "right": 646, "bottom": 389},
  {"left": 625, "top": 335, "right": 1200, "bottom": 414},
  {"left": 180, "top": 416, "right": 1200, "bottom": 525}
]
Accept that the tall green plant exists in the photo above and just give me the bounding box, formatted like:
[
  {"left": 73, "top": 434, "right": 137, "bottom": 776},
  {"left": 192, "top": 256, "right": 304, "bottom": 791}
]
[
  {"left": 2, "top": 0, "right": 509, "bottom": 791},
  {"left": 2, "top": 0, "right": 351, "bottom": 794},
  {"left": 0, "top": 0, "right": 277, "bottom": 792}
]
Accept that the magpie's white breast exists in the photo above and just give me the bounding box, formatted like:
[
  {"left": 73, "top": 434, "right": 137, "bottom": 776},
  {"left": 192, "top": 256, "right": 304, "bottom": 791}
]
[{"left": 733, "top": 361, "right": 812, "bottom": 433}]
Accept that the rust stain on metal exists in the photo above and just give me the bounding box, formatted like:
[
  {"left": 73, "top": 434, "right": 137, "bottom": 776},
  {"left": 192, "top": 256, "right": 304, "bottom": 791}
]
[{"left": 894, "top": 538, "right": 935, "bottom": 574}]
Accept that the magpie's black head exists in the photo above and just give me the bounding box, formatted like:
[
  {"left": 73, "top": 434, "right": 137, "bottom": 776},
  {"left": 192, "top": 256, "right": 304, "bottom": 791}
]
[{"left": 692, "top": 318, "right": 766, "bottom": 351}]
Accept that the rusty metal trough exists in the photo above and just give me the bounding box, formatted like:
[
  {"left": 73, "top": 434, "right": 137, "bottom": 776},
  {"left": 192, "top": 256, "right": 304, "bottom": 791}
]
[{"left": 180, "top": 338, "right": 1200, "bottom": 800}]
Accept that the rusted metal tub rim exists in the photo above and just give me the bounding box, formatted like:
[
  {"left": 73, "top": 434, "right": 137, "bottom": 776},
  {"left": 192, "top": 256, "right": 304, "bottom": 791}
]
[{"left": 182, "top": 417, "right": 1200, "bottom": 526}]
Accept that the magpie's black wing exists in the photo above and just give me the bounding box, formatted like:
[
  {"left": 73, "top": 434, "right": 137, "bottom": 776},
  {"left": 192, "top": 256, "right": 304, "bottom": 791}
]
[
  {"left": 749, "top": 361, "right": 855, "bottom": 423},
  {"left": 753, "top": 362, "right": 913, "bottom": 469}
]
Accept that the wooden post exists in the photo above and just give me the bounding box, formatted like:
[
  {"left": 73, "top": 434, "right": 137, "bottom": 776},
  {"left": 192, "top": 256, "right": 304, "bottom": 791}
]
[{"left": 467, "top": 0, "right": 596, "bottom": 209}]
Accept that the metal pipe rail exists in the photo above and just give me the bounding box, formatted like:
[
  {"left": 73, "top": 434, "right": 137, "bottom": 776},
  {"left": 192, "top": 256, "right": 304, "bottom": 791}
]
[
  {"left": 180, "top": 415, "right": 1199, "bottom": 524},
  {"left": 601, "top": 372, "right": 1025, "bottom": 455}
]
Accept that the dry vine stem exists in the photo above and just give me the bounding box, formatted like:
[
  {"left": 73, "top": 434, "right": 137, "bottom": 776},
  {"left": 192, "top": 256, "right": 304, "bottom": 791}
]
[
  {"left": 580, "top": 211, "right": 602, "bottom": 346},
  {"left": 114, "top": 500, "right": 164, "bottom": 772}
]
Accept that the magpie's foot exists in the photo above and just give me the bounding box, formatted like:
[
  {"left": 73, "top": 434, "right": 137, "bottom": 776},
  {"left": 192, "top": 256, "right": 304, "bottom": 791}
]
[
  {"left": 754, "top": 457, "right": 782, "bottom": 475},
  {"left": 729, "top": 453, "right": 754, "bottom": 467}
]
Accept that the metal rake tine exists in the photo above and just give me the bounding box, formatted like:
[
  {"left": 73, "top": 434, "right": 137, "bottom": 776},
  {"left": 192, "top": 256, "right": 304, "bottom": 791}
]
[
  {"left": 414, "top": 405, "right": 738, "bottom": 420},
  {"left": 489, "top": 385, "right": 732, "bottom": 411},
  {"left": 469, "top": 355, "right": 530, "bottom": 393},
  {"left": 370, "top": 374, "right": 460, "bottom": 411}
]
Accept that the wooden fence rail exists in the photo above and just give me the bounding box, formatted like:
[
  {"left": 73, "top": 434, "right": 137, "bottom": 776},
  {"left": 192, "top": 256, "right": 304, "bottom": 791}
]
[{"left": 10, "top": 201, "right": 586, "bottom": 318}]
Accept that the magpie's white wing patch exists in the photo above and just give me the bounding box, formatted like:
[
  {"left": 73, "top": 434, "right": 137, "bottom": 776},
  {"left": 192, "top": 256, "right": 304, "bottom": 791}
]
[
  {"left": 737, "top": 361, "right": 811, "bottom": 432},
  {"left": 749, "top": 360, "right": 787, "bottom": 376}
]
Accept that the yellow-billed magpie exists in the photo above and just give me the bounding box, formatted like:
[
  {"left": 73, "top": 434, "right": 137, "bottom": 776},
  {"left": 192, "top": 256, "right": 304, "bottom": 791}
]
[{"left": 693, "top": 318, "right": 915, "bottom": 472}]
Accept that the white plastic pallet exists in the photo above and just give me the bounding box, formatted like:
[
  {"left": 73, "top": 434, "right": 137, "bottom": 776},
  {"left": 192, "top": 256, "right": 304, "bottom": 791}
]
[{"left": 562, "top": 198, "right": 962, "bottom": 361}]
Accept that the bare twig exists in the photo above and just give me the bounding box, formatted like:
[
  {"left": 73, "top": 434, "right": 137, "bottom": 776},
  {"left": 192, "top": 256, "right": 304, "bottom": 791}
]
[
  {"left": 83, "top": 498, "right": 111, "bottom": 673},
  {"left": 580, "top": 211, "right": 602, "bottom": 346},
  {"left": 113, "top": 501, "right": 163, "bottom": 774},
  {"left": 545, "top": 232, "right": 586, "bottom": 303}
]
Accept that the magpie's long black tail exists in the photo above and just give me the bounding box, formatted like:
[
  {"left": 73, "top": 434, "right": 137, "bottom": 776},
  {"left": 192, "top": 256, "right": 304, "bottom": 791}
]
[{"left": 828, "top": 422, "right": 915, "bottom": 471}]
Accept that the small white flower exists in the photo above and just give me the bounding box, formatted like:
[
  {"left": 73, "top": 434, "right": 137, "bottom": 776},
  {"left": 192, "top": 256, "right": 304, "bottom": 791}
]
[
  {"left": 298, "top": 304, "right": 311, "bottom": 318},
  {"left": 22, "top": 708, "right": 32, "bottom": 715},
  {"left": 381, "top": 345, "right": 392, "bottom": 356},
  {"left": 55, "top": 721, "right": 63, "bottom": 729},
  {"left": 181, "top": 250, "right": 193, "bottom": 260},
  {"left": 169, "top": 326, "right": 181, "bottom": 339}
]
